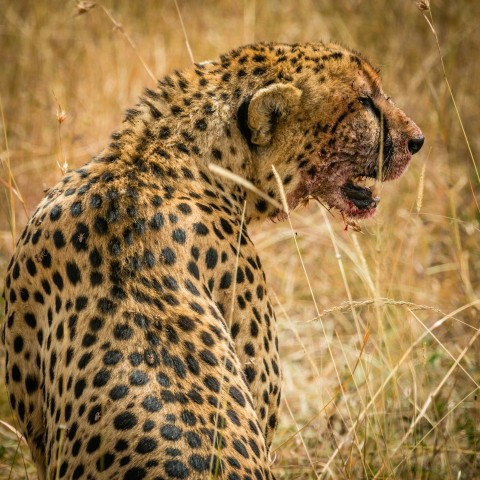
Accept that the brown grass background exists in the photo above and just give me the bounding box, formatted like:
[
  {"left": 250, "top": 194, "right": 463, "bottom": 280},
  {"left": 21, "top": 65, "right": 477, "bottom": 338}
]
[{"left": 0, "top": 0, "right": 479, "bottom": 478}]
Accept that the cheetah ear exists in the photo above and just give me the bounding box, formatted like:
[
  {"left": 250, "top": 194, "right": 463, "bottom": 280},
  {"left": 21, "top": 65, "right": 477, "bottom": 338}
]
[{"left": 248, "top": 83, "right": 302, "bottom": 146}]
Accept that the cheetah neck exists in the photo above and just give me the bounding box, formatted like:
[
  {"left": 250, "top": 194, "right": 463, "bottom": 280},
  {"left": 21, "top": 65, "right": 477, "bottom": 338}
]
[{"left": 93, "top": 64, "right": 277, "bottom": 221}]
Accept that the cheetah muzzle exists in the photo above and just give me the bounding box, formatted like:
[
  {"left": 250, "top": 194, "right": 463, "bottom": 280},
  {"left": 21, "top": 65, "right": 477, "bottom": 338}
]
[{"left": 2, "top": 41, "right": 423, "bottom": 480}]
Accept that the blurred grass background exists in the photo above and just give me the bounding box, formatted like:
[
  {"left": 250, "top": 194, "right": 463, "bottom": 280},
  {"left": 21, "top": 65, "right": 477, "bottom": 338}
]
[{"left": 0, "top": 0, "right": 479, "bottom": 478}]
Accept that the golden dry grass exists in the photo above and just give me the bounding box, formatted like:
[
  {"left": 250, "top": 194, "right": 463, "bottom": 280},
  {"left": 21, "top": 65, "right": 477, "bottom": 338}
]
[{"left": 0, "top": 0, "right": 479, "bottom": 478}]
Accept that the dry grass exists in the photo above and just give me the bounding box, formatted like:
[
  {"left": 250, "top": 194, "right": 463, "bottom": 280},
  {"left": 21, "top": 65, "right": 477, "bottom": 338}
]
[{"left": 1, "top": 0, "right": 479, "bottom": 478}]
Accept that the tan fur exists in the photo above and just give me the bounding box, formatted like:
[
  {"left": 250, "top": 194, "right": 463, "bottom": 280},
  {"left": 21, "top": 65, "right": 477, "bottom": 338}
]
[{"left": 2, "top": 42, "right": 422, "bottom": 480}]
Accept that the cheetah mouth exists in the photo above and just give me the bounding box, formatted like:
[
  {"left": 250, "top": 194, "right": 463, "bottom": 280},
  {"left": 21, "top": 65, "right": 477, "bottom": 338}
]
[{"left": 338, "top": 175, "right": 381, "bottom": 218}]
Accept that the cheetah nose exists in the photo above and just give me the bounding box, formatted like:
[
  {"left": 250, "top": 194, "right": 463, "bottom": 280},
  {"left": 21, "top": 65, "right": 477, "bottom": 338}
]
[{"left": 408, "top": 135, "right": 425, "bottom": 155}]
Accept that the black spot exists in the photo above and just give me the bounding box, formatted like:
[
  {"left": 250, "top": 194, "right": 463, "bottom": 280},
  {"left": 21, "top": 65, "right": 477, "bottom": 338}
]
[
  {"left": 186, "top": 354, "right": 200, "bottom": 376},
  {"left": 229, "top": 386, "right": 246, "bottom": 407},
  {"left": 26, "top": 258, "right": 37, "bottom": 276},
  {"left": 196, "top": 203, "right": 213, "bottom": 215},
  {"left": 114, "top": 323, "right": 133, "bottom": 340},
  {"left": 172, "top": 228, "right": 186, "bottom": 244},
  {"left": 24, "top": 312, "right": 37, "bottom": 329},
  {"left": 164, "top": 460, "right": 189, "bottom": 479},
  {"left": 149, "top": 213, "right": 164, "bottom": 230},
  {"left": 52, "top": 271, "right": 64, "bottom": 291},
  {"left": 70, "top": 201, "right": 83, "bottom": 217},
  {"left": 193, "top": 223, "right": 209, "bottom": 235},
  {"left": 185, "top": 431, "right": 202, "bottom": 449},
  {"left": 123, "top": 467, "right": 146, "bottom": 480},
  {"left": 142, "top": 395, "right": 162, "bottom": 412},
  {"left": 108, "top": 236, "right": 121, "bottom": 256},
  {"left": 89, "top": 194, "right": 102, "bottom": 209},
  {"left": 134, "top": 313, "right": 148, "bottom": 329},
  {"left": 33, "top": 291, "right": 44, "bottom": 304},
  {"left": 129, "top": 352, "right": 143, "bottom": 367},
  {"left": 71, "top": 223, "right": 90, "bottom": 252},
  {"left": 269, "top": 413, "right": 277, "bottom": 429},
  {"left": 78, "top": 352, "right": 93, "bottom": 369},
  {"left": 159, "top": 126, "right": 171, "bottom": 138},
  {"left": 205, "top": 248, "right": 218, "bottom": 269},
  {"left": 17, "top": 400, "right": 25, "bottom": 421},
  {"left": 233, "top": 439, "right": 249, "bottom": 458},
  {"left": 163, "top": 275, "right": 179, "bottom": 291},
  {"left": 71, "top": 464, "right": 84, "bottom": 480},
  {"left": 18, "top": 288, "right": 29, "bottom": 302},
  {"left": 244, "top": 343, "right": 255, "bottom": 356},
  {"left": 94, "top": 216, "right": 109, "bottom": 235},
  {"left": 58, "top": 461, "right": 68, "bottom": 478},
  {"left": 189, "top": 454, "right": 209, "bottom": 472},
  {"left": 97, "top": 297, "right": 116, "bottom": 314},
  {"left": 181, "top": 410, "right": 196, "bottom": 427},
  {"left": 110, "top": 384, "right": 129, "bottom": 400},
  {"left": 13, "top": 336, "right": 23, "bottom": 353},
  {"left": 256, "top": 285, "right": 264, "bottom": 300},
  {"left": 50, "top": 205, "right": 62, "bottom": 221},
  {"left": 177, "top": 203, "right": 192, "bottom": 215},
  {"left": 220, "top": 218, "right": 233, "bottom": 234},
  {"left": 115, "top": 440, "right": 129, "bottom": 452},
  {"left": 255, "top": 199, "right": 268, "bottom": 213},
  {"left": 253, "top": 66, "right": 266, "bottom": 76},
  {"left": 231, "top": 322, "right": 240, "bottom": 339},
  {"left": 66, "top": 262, "right": 81, "bottom": 285},
  {"left": 114, "top": 412, "right": 137, "bottom": 430},
  {"left": 75, "top": 296, "right": 88, "bottom": 312},
  {"left": 185, "top": 280, "right": 203, "bottom": 296},
  {"left": 129, "top": 371, "right": 149, "bottom": 386},
  {"left": 176, "top": 142, "right": 189, "bottom": 154},
  {"left": 161, "top": 424, "right": 182, "bottom": 441},
  {"left": 219, "top": 272, "right": 232, "bottom": 289},
  {"left": 31, "top": 229, "right": 41, "bottom": 245},
  {"left": 25, "top": 374, "right": 39, "bottom": 393},
  {"left": 212, "top": 148, "right": 222, "bottom": 160},
  {"left": 200, "top": 350, "right": 218, "bottom": 366},
  {"left": 187, "top": 261, "right": 199, "bottom": 280},
  {"left": 143, "top": 420, "right": 155, "bottom": 432},
  {"left": 177, "top": 315, "right": 195, "bottom": 332},
  {"left": 237, "top": 296, "right": 246, "bottom": 309},
  {"left": 194, "top": 118, "right": 207, "bottom": 131},
  {"left": 93, "top": 369, "right": 111, "bottom": 387},
  {"left": 74, "top": 379, "right": 86, "bottom": 399},
  {"left": 204, "top": 375, "right": 220, "bottom": 393},
  {"left": 12, "top": 262, "right": 20, "bottom": 279},
  {"left": 96, "top": 453, "right": 115, "bottom": 472},
  {"left": 89, "top": 317, "right": 103, "bottom": 332},
  {"left": 90, "top": 272, "right": 103, "bottom": 287},
  {"left": 143, "top": 250, "right": 155, "bottom": 268},
  {"left": 52, "top": 229, "right": 66, "bottom": 249},
  {"left": 226, "top": 409, "right": 241, "bottom": 426},
  {"left": 203, "top": 102, "right": 215, "bottom": 115},
  {"left": 86, "top": 435, "right": 101, "bottom": 453},
  {"left": 156, "top": 372, "right": 171, "bottom": 388},
  {"left": 40, "top": 249, "right": 52, "bottom": 268},
  {"left": 191, "top": 246, "right": 200, "bottom": 260},
  {"left": 136, "top": 437, "right": 157, "bottom": 454},
  {"left": 11, "top": 364, "right": 21, "bottom": 382},
  {"left": 89, "top": 247, "right": 102, "bottom": 268}
]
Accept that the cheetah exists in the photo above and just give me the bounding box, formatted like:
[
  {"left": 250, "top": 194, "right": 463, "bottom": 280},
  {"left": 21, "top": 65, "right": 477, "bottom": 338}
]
[{"left": 2, "top": 42, "right": 423, "bottom": 480}]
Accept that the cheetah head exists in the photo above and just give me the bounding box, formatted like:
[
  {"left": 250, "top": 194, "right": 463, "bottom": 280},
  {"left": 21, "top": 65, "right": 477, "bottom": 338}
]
[{"left": 241, "top": 44, "right": 424, "bottom": 221}]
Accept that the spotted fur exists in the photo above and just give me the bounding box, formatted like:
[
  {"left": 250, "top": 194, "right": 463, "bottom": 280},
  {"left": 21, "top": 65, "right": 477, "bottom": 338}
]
[{"left": 2, "top": 41, "right": 423, "bottom": 480}]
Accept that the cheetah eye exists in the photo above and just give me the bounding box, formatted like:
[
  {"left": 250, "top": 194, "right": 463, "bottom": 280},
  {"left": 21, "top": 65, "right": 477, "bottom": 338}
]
[
  {"left": 359, "top": 96, "right": 374, "bottom": 108},
  {"left": 359, "top": 96, "right": 381, "bottom": 119}
]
